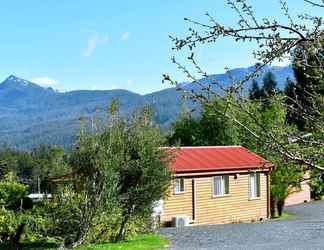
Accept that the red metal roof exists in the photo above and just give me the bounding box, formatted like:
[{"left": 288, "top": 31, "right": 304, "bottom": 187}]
[{"left": 167, "top": 146, "right": 272, "bottom": 173}]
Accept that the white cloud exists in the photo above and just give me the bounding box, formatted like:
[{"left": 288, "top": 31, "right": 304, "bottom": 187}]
[
  {"left": 83, "top": 36, "right": 98, "bottom": 57},
  {"left": 83, "top": 33, "right": 111, "bottom": 57},
  {"left": 31, "top": 77, "right": 58, "bottom": 87},
  {"left": 121, "top": 32, "right": 130, "bottom": 41}
]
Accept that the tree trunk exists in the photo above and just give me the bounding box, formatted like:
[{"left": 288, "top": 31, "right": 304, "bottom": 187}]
[
  {"left": 113, "top": 215, "right": 130, "bottom": 243},
  {"left": 72, "top": 234, "right": 87, "bottom": 249},
  {"left": 71, "top": 224, "right": 90, "bottom": 249},
  {"left": 10, "top": 223, "right": 25, "bottom": 244},
  {"left": 277, "top": 199, "right": 285, "bottom": 217},
  {"left": 270, "top": 195, "right": 276, "bottom": 218}
]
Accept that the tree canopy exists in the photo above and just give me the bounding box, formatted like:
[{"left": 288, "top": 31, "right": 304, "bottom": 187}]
[{"left": 164, "top": 0, "right": 324, "bottom": 171}]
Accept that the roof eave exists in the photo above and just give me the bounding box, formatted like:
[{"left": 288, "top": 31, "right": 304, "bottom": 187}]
[{"left": 172, "top": 163, "right": 273, "bottom": 174}]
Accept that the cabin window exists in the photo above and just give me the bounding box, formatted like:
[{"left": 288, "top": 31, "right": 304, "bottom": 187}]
[
  {"left": 213, "top": 176, "right": 229, "bottom": 196},
  {"left": 174, "top": 178, "right": 185, "bottom": 194},
  {"left": 249, "top": 172, "right": 261, "bottom": 198}
]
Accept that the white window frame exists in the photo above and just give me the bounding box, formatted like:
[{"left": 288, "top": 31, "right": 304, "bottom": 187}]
[
  {"left": 174, "top": 178, "right": 185, "bottom": 194},
  {"left": 249, "top": 172, "right": 261, "bottom": 199},
  {"left": 213, "top": 175, "right": 230, "bottom": 197}
]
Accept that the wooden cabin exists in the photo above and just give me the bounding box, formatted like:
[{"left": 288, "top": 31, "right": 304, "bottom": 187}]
[{"left": 160, "top": 146, "right": 274, "bottom": 226}]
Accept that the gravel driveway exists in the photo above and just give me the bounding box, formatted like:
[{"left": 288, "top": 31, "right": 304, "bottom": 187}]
[{"left": 161, "top": 201, "right": 324, "bottom": 250}]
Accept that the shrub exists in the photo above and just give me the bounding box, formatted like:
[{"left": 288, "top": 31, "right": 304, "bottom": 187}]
[
  {"left": 42, "top": 189, "right": 84, "bottom": 247},
  {"left": 0, "top": 173, "right": 29, "bottom": 244}
]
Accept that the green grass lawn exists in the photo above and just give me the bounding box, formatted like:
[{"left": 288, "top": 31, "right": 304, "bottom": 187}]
[
  {"left": 75, "top": 234, "right": 169, "bottom": 250},
  {"left": 272, "top": 211, "right": 296, "bottom": 220},
  {"left": 0, "top": 234, "right": 169, "bottom": 250}
]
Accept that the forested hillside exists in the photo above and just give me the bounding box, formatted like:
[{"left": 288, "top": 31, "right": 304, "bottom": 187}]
[{"left": 0, "top": 65, "right": 293, "bottom": 149}]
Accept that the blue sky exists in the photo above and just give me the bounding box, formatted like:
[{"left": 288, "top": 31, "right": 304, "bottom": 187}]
[{"left": 0, "top": 0, "right": 319, "bottom": 94}]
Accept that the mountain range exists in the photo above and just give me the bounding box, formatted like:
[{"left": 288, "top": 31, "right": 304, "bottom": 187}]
[{"left": 0, "top": 65, "right": 294, "bottom": 149}]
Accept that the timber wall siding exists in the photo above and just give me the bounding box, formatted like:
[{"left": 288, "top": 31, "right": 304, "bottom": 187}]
[
  {"left": 161, "top": 178, "right": 194, "bottom": 224},
  {"left": 161, "top": 173, "right": 268, "bottom": 225}
]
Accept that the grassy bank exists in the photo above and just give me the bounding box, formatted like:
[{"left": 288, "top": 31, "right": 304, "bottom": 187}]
[
  {"left": 75, "top": 234, "right": 169, "bottom": 250},
  {"left": 0, "top": 234, "right": 169, "bottom": 250}
]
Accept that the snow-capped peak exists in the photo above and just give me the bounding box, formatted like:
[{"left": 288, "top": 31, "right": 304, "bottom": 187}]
[{"left": 5, "top": 75, "right": 31, "bottom": 86}]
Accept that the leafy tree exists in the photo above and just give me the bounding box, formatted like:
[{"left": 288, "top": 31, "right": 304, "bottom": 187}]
[
  {"left": 0, "top": 149, "right": 18, "bottom": 180},
  {"left": 249, "top": 80, "right": 261, "bottom": 101},
  {"left": 271, "top": 163, "right": 303, "bottom": 216},
  {"left": 284, "top": 46, "right": 324, "bottom": 196},
  {"left": 67, "top": 130, "right": 119, "bottom": 247},
  {"left": 164, "top": 0, "right": 324, "bottom": 171},
  {"left": 309, "top": 169, "right": 324, "bottom": 200},
  {"left": 170, "top": 93, "right": 302, "bottom": 217},
  {"left": 0, "top": 148, "right": 34, "bottom": 185},
  {"left": 284, "top": 78, "right": 297, "bottom": 124},
  {"left": 0, "top": 172, "right": 28, "bottom": 244},
  {"left": 285, "top": 45, "right": 324, "bottom": 131},
  {"left": 111, "top": 109, "right": 172, "bottom": 242},
  {"left": 260, "top": 72, "right": 278, "bottom": 99},
  {"left": 64, "top": 105, "right": 172, "bottom": 247},
  {"left": 168, "top": 114, "right": 203, "bottom": 146},
  {"left": 230, "top": 95, "right": 306, "bottom": 216},
  {"left": 0, "top": 172, "right": 27, "bottom": 208},
  {"left": 168, "top": 99, "right": 239, "bottom": 146},
  {"left": 43, "top": 188, "right": 87, "bottom": 247},
  {"left": 200, "top": 101, "right": 240, "bottom": 146},
  {"left": 0, "top": 145, "right": 70, "bottom": 193},
  {"left": 31, "top": 145, "right": 70, "bottom": 193}
]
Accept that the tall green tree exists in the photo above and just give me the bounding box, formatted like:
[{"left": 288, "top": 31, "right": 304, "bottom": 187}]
[
  {"left": 284, "top": 78, "right": 297, "bottom": 125},
  {"left": 0, "top": 145, "right": 70, "bottom": 193},
  {"left": 249, "top": 80, "right": 261, "bottom": 100},
  {"left": 66, "top": 105, "right": 172, "bottom": 246},
  {"left": 0, "top": 148, "right": 34, "bottom": 185},
  {"left": 164, "top": 0, "right": 323, "bottom": 171},
  {"left": 111, "top": 109, "right": 172, "bottom": 242},
  {"left": 200, "top": 100, "right": 240, "bottom": 146},
  {"left": 260, "top": 72, "right": 278, "bottom": 100},
  {"left": 285, "top": 45, "right": 324, "bottom": 131},
  {"left": 271, "top": 163, "right": 303, "bottom": 216},
  {"left": 168, "top": 115, "right": 202, "bottom": 146},
  {"left": 168, "top": 99, "right": 239, "bottom": 146},
  {"left": 31, "top": 145, "right": 70, "bottom": 193},
  {"left": 0, "top": 172, "right": 29, "bottom": 244},
  {"left": 231, "top": 95, "right": 305, "bottom": 216}
]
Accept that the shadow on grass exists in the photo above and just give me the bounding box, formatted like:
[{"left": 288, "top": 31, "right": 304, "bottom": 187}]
[{"left": 0, "top": 243, "right": 58, "bottom": 250}]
